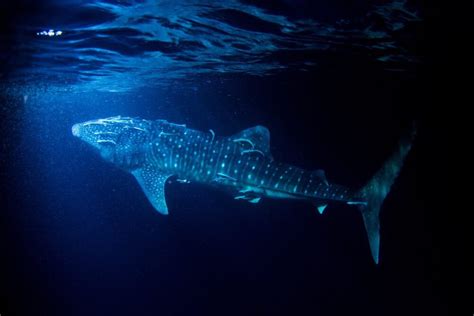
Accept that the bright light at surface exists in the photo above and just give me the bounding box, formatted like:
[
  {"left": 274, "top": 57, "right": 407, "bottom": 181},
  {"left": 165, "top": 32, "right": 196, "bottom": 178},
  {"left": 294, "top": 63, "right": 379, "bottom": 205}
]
[{"left": 37, "top": 29, "right": 62, "bottom": 36}]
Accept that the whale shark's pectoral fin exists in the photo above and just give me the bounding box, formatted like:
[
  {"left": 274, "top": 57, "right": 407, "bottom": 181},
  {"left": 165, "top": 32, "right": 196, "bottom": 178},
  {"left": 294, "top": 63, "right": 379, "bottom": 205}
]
[
  {"left": 132, "top": 165, "right": 173, "bottom": 215},
  {"left": 231, "top": 125, "right": 273, "bottom": 159}
]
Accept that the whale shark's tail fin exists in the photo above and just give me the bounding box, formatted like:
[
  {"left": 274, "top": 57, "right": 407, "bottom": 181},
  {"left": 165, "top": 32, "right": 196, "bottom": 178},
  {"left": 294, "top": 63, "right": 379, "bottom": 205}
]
[{"left": 357, "top": 125, "right": 416, "bottom": 264}]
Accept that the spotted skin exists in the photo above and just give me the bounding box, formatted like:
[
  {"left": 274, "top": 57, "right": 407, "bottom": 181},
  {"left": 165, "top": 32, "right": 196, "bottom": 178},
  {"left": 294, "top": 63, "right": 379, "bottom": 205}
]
[
  {"left": 147, "top": 121, "right": 358, "bottom": 204},
  {"left": 72, "top": 116, "right": 359, "bottom": 208},
  {"left": 73, "top": 116, "right": 415, "bottom": 264}
]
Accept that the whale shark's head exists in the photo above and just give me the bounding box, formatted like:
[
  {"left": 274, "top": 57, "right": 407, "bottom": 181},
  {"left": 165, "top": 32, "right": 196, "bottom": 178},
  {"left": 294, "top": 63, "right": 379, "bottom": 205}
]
[{"left": 72, "top": 116, "right": 151, "bottom": 169}]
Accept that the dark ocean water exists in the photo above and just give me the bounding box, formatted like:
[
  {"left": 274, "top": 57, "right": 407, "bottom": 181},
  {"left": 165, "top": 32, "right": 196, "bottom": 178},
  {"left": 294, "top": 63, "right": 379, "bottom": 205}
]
[{"left": 0, "top": 1, "right": 466, "bottom": 316}]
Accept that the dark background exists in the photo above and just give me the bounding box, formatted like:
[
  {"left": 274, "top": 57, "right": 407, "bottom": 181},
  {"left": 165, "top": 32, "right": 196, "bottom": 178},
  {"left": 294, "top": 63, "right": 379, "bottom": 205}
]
[{"left": 0, "top": 1, "right": 469, "bottom": 315}]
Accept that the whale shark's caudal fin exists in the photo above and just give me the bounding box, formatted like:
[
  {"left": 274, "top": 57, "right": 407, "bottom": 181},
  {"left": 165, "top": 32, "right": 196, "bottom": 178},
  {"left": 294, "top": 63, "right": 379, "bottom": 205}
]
[{"left": 357, "top": 125, "right": 416, "bottom": 264}]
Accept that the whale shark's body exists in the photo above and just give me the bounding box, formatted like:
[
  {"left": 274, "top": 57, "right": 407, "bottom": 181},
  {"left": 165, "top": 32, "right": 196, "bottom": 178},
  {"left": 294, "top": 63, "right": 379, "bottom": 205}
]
[{"left": 72, "top": 116, "right": 415, "bottom": 264}]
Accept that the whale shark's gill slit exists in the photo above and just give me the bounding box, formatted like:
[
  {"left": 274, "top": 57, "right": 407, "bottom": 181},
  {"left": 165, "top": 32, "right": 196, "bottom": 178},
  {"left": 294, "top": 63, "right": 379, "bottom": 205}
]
[
  {"left": 241, "top": 149, "right": 265, "bottom": 157},
  {"left": 97, "top": 139, "right": 117, "bottom": 145},
  {"left": 170, "top": 123, "right": 187, "bottom": 128},
  {"left": 159, "top": 132, "right": 179, "bottom": 137},
  {"left": 215, "top": 172, "right": 237, "bottom": 182},
  {"left": 125, "top": 126, "right": 147, "bottom": 132},
  {"left": 94, "top": 131, "right": 117, "bottom": 136},
  {"left": 233, "top": 138, "right": 255, "bottom": 148}
]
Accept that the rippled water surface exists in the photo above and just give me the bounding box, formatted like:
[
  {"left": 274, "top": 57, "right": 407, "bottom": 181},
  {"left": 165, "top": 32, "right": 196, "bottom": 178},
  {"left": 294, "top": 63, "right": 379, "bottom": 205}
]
[{"left": 2, "top": 0, "right": 420, "bottom": 92}]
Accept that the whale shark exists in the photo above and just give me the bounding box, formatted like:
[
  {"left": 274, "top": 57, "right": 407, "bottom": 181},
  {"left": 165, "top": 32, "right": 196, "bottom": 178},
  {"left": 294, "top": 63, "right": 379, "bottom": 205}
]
[{"left": 72, "top": 116, "right": 415, "bottom": 264}]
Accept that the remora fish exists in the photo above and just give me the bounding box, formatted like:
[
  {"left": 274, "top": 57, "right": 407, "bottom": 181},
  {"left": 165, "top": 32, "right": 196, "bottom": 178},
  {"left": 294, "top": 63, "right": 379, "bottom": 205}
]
[{"left": 72, "top": 116, "right": 415, "bottom": 263}]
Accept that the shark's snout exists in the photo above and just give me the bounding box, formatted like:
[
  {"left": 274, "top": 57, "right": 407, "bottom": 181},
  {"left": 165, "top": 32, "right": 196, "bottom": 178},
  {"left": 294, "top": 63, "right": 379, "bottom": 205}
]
[{"left": 72, "top": 124, "right": 81, "bottom": 137}]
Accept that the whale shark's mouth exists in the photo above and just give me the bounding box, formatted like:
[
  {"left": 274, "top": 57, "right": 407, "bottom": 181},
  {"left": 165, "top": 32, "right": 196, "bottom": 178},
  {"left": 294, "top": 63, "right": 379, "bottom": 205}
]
[{"left": 71, "top": 124, "right": 81, "bottom": 137}]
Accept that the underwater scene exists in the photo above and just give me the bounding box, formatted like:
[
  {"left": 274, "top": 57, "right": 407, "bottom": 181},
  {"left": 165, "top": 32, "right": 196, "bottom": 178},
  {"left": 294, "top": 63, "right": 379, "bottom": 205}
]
[{"left": 0, "top": 0, "right": 464, "bottom": 315}]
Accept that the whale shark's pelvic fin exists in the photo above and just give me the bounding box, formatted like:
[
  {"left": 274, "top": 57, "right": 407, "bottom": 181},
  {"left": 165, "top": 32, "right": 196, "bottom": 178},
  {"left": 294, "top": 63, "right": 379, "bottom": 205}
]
[
  {"left": 231, "top": 125, "right": 273, "bottom": 159},
  {"left": 316, "top": 203, "right": 328, "bottom": 214},
  {"left": 132, "top": 165, "right": 173, "bottom": 215}
]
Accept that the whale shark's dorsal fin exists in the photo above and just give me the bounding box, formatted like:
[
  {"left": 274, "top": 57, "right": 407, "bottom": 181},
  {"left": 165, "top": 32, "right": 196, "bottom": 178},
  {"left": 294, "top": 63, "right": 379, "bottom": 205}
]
[
  {"left": 231, "top": 125, "right": 272, "bottom": 159},
  {"left": 312, "top": 169, "right": 329, "bottom": 186},
  {"left": 132, "top": 165, "right": 173, "bottom": 215}
]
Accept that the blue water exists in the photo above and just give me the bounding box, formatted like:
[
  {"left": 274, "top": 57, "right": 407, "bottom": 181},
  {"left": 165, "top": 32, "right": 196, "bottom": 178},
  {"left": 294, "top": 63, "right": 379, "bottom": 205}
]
[{"left": 0, "top": 1, "right": 461, "bottom": 316}]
